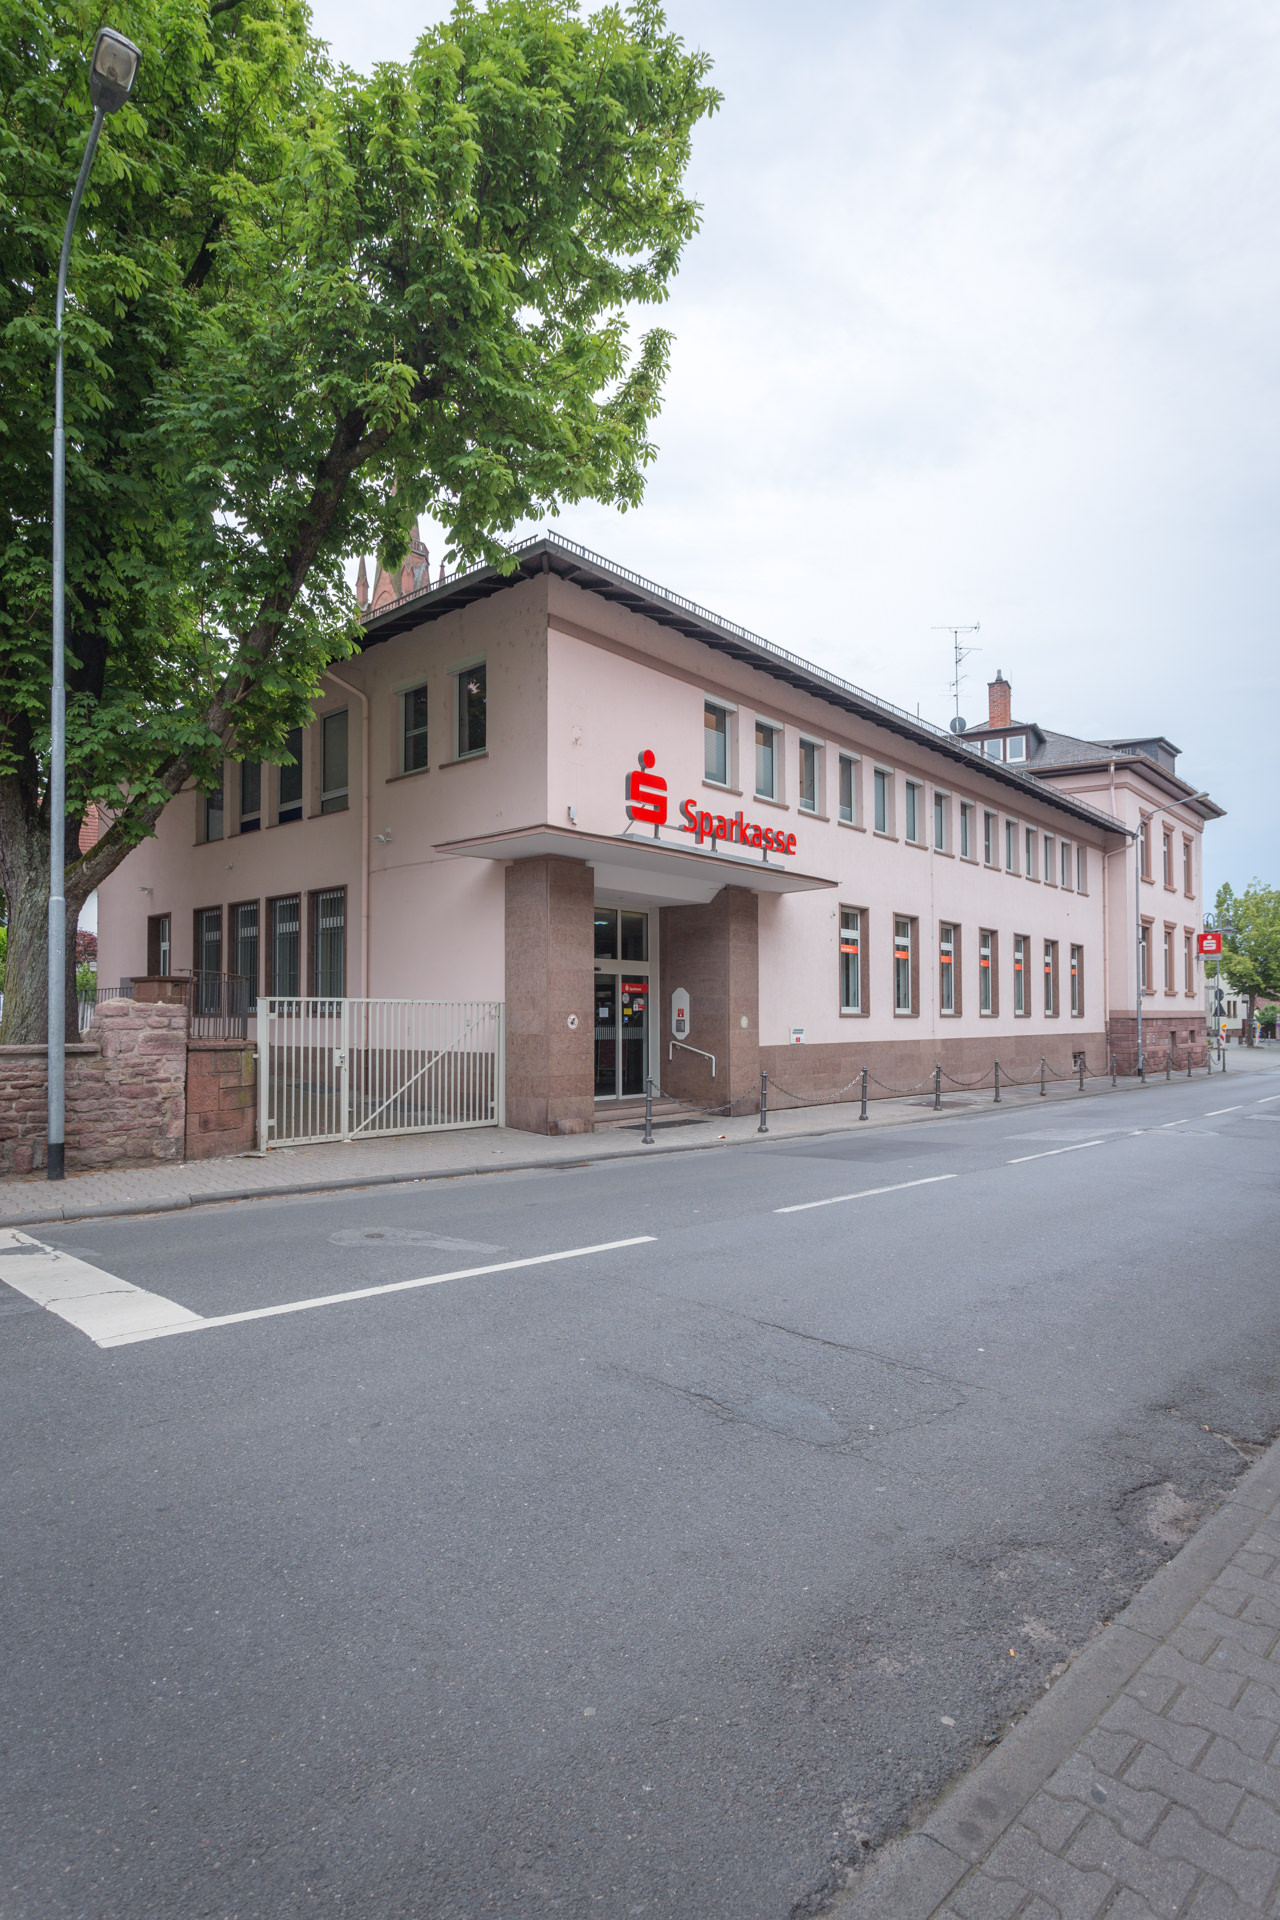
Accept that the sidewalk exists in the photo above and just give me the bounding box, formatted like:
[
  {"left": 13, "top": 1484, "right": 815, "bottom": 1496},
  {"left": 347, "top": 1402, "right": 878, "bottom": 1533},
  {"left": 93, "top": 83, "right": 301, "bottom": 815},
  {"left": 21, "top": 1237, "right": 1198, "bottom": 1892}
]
[
  {"left": 0, "top": 1047, "right": 1273, "bottom": 1229},
  {"left": 833, "top": 1433, "right": 1280, "bottom": 1920}
]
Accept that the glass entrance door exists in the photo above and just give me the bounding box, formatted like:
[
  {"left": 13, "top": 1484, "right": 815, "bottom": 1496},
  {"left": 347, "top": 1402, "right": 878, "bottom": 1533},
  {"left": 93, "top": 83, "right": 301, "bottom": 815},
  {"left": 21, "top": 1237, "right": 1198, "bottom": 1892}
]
[{"left": 593, "top": 907, "right": 651, "bottom": 1100}]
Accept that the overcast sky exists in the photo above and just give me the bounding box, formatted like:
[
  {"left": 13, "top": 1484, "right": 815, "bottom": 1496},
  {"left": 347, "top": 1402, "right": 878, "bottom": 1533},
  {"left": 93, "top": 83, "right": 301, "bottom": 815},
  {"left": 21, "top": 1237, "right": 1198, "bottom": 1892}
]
[{"left": 309, "top": 0, "right": 1279, "bottom": 899}]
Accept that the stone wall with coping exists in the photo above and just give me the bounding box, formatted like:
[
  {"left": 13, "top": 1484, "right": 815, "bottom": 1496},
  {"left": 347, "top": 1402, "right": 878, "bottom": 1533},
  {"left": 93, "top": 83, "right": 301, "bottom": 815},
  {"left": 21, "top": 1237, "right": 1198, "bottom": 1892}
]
[
  {"left": 186, "top": 1041, "right": 256, "bottom": 1159},
  {"left": 0, "top": 998, "right": 187, "bottom": 1174}
]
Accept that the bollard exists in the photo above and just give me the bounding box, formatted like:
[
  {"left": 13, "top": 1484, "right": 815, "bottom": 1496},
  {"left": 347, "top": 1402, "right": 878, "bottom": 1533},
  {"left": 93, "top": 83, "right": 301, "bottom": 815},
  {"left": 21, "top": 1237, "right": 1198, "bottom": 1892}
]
[
  {"left": 993, "top": 1060, "right": 1001, "bottom": 1104},
  {"left": 1166, "top": 1050, "right": 1172, "bottom": 1081},
  {"left": 757, "top": 1069, "right": 769, "bottom": 1135},
  {"left": 1187, "top": 1050, "right": 1192, "bottom": 1078},
  {"left": 859, "top": 1066, "right": 868, "bottom": 1121},
  {"left": 934, "top": 1064, "right": 942, "bottom": 1112},
  {"left": 1039, "top": 1056, "right": 1047, "bottom": 1097},
  {"left": 1111, "top": 1053, "right": 1117, "bottom": 1087},
  {"left": 1079, "top": 1056, "right": 1085, "bottom": 1093},
  {"left": 642, "top": 1076, "right": 655, "bottom": 1145}
]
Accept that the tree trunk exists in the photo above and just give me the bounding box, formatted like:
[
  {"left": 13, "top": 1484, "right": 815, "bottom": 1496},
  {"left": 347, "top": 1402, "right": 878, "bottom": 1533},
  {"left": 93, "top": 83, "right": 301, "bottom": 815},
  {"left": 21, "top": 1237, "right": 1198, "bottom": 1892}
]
[
  {"left": 1247, "top": 991, "right": 1257, "bottom": 1046},
  {"left": 0, "top": 775, "right": 86, "bottom": 1047}
]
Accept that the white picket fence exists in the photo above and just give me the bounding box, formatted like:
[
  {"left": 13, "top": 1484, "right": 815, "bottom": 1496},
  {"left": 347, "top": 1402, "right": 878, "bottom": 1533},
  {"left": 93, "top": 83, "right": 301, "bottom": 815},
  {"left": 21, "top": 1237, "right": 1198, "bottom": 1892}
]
[{"left": 257, "top": 998, "right": 505, "bottom": 1148}]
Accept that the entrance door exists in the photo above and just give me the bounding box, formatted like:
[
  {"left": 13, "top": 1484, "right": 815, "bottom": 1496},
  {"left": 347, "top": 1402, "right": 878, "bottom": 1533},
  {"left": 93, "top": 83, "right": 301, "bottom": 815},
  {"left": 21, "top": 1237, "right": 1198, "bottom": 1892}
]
[{"left": 593, "top": 907, "right": 651, "bottom": 1100}]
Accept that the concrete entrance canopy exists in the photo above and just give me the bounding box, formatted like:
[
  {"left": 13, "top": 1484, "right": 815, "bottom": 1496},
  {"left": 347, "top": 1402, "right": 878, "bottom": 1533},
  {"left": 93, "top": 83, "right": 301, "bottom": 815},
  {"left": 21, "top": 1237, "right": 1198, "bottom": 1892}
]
[{"left": 433, "top": 825, "right": 837, "bottom": 908}]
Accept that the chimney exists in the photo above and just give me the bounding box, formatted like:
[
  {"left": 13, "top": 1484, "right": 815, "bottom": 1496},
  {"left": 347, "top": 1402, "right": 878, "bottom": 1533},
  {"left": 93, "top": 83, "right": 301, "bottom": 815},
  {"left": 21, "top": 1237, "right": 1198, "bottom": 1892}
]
[
  {"left": 355, "top": 556, "right": 369, "bottom": 610},
  {"left": 988, "top": 670, "right": 1011, "bottom": 728}
]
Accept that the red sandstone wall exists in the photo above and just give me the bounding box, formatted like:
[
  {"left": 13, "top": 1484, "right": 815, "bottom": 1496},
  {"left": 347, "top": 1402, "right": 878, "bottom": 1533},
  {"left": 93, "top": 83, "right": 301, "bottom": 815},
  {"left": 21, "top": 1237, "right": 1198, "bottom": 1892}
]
[
  {"left": 0, "top": 999, "right": 187, "bottom": 1174},
  {"left": 185, "top": 1042, "right": 257, "bottom": 1158}
]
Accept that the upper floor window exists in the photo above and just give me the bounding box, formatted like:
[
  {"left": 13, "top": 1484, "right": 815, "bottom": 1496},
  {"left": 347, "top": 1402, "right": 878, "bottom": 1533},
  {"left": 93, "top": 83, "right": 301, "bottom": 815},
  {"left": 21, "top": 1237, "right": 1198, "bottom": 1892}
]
[
  {"left": 1182, "top": 838, "right": 1193, "bottom": 895},
  {"left": 838, "top": 754, "right": 857, "bottom": 825},
  {"left": 873, "top": 767, "right": 891, "bottom": 834},
  {"left": 799, "top": 739, "right": 819, "bottom": 813},
  {"left": 934, "top": 791, "right": 947, "bottom": 851},
  {"left": 960, "top": 802, "right": 973, "bottom": 859},
  {"left": 1077, "top": 844, "right": 1087, "bottom": 893},
  {"left": 1024, "top": 826, "right": 1037, "bottom": 878},
  {"left": 204, "top": 781, "right": 224, "bottom": 843},
  {"left": 1140, "top": 922, "right": 1151, "bottom": 992},
  {"left": 905, "top": 780, "right": 922, "bottom": 843},
  {"left": 1139, "top": 819, "right": 1151, "bottom": 880},
  {"left": 239, "top": 762, "right": 261, "bottom": 833},
  {"left": 320, "top": 710, "right": 349, "bottom": 814},
  {"left": 1044, "top": 833, "right": 1055, "bottom": 883},
  {"left": 1061, "top": 839, "right": 1072, "bottom": 889},
  {"left": 402, "top": 685, "right": 429, "bottom": 772},
  {"left": 755, "top": 721, "right": 777, "bottom": 800},
  {"left": 1005, "top": 734, "right": 1027, "bottom": 762},
  {"left": 1005, "top": 819, "right": 1017, "bottom": 872},
  {"left": 983, "top": 809, "right": 997, "bottom": 865},
  {"left": 983, "top": 737, "right": 1002, "bottom": 760},
  {"left": 278, "top": 727, "right": 303, "bottom": 824},
  {"left": 457, "top": 662, "right": 487, "bottom": 757},
  {"left": 1162, "top": 829, "right": 1173, "bottom": 887},
  {"left": 704, "top": 703, "right": 729, "bottom": 785}
]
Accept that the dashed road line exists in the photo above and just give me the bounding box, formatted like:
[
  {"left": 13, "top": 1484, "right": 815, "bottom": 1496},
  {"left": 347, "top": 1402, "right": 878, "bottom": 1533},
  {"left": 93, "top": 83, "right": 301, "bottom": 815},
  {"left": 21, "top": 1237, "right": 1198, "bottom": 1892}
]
[
  {"left": 1007, "top": 1140, "right": 1105, "bottom": 1164},
  {"left": 774, "top": 1175, "right": 957, "bottom": 1215},
  {"left": 1205, "top": 1107, "right": 1243, "bottom": 1117}
]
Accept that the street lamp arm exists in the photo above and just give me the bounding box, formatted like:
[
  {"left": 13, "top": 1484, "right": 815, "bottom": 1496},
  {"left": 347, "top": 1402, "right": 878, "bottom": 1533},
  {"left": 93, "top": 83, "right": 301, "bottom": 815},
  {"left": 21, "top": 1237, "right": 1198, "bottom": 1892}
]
[{"left": 55, "top": 109, "right": 105, "bottom": 336}]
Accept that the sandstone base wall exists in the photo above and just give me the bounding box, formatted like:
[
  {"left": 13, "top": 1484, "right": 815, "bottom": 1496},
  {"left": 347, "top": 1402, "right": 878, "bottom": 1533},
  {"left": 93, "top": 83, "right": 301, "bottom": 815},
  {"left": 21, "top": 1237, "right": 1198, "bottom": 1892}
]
[{"left": 0, "top": 999, "right": 187, "bottom": 1174}]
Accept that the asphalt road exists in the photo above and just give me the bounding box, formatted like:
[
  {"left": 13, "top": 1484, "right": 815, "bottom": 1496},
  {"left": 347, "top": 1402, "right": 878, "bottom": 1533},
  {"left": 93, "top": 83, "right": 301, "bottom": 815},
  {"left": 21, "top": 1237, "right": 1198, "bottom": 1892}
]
[{"left": 4, "top": 1070, "right": 1280, "bottom": 1920}]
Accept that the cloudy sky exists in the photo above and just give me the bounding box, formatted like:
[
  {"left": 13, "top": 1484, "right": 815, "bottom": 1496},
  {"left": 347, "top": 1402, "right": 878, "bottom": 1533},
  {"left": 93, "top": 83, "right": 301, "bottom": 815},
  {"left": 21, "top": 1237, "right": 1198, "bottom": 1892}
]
[{"left": 310, "top": 0, "right": 1279, "bottom": 898}]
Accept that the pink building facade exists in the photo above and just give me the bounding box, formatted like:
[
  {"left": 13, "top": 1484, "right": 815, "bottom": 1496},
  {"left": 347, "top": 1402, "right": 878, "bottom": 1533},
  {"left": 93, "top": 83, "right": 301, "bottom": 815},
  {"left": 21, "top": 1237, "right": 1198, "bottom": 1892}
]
[{"left": 97, "top": 536, "right": 1222, "bottom": 1134}]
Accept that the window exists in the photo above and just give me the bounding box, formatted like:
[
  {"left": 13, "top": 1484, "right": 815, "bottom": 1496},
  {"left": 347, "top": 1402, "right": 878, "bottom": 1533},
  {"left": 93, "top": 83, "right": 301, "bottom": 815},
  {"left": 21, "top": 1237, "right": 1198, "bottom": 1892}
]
[
  {"left": 457, "top": 662, "right": 487, "bottom": 757},
  {"left": 839, "top": 907, "right": 864, "bottom": 1013},
  {"left": 1061, "top": 840, "right": 1072, "bottom": 889},
  {"left": 402, "top": 685, "right": 429, "bottom": 772},
  {"left": 1139, "top": 819, "right": 1151, "bottom": 880},
  {"left": 1044, "top": 938, "right": 1059, "bottom": 1015},
  {"left": 983, "top": 810, "right": 997, "bottom": 866},
  {"left": 799, "top": 739, "right": 818, "bottom": 813},
  {"left": 1184, "top": 931, "right": 1194, "bottom": 994},
  {"left": 1139, "top": 922, "right": 1151, "bottom": 993},
  {"left": 984, "top": 737, "right": 1003, "bottom": 760},
  {"left": 939, "top": 923, "right": 957, "bottom": 1013},
  {"left": 960, "top": 803, "right": 973, "bottom": 859},
  {"left": 278, "top": 727, "right": 303, "bottom": 824},
  {"left": 704, "top": 703, "right": 729, "bottom": 784},
  {"left": 838, "top": 754, "right": 857, "bottom": 825},
  {"left": 1162, "top": 829, "right": 1173, "bottom": 887},
  {"left": 204, "top": 780, "right": 224, "bottom": 843},
  {"left": 1024, "top": 827, "right": 1037, "bottom": 878},
  {"left": 905, "top": 780, "right": 922, "bottom": 843},
  {"left": 1070, "top": 945, "right": 1083, "bottom": 1017},
  {"left": 1044, "top": 834, "right": 1055, "bottom": 885},
  {"left": 1183, "top": 839, "right": 1193, "bottom": 895},
  {"left": 893, "top": 916, "right": 915, "bottom": 1014},
  {"left": 874, "top": 767, "right": 891, "bottom": 834},
  {"left": 934, "top": 791, "right": 947, "bottom": 851},
  {"left": 1005, "top": 734, "right": 1027, "bottom": 762},
  {"left": 1014, "top": 933, "right": 1027, "bottom": 1015},
  {"left": 146, "top": 913, "right": 171, "bottom": 976},
  {"left": 1076, "top": 844, "right": 1087, "bottom": 893},
  {"left": 321, "top": 710, "right": 349, "bottom": 813},
  {"left": 312, "top": 888, "right": 346, "bottom": 997},
  {"left": 979, "top": 929, "right": 996, "bottom": 1015},
  {"left": 269, "top": 894, "right": 301, "bottom": 998},
  {"left": 231, "top": 901, "right": 259, "bottom": 1011},
  {"left": 1163, "top": 926, "right": 1174, "bottom": 992},
  {"left": 755, "top": 722, "right": 777, "bottom": 799},
  {"left": 194, "top": 904, "right": 222, "bottom": 977},
  {"left": 1005, "top": 819, "right": 1017, "bottom": 872},
  {"left": 239, "top": 762, "right": 261, "bottom": 833}
]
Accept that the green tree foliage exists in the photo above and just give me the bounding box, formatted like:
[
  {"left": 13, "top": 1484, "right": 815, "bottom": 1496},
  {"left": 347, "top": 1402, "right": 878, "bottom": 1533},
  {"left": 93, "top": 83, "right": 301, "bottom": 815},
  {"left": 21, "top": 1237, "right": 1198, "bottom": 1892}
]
[
  {"left": 0, "top": 0, "right": 718, "bottom": 1038},
  {"left": 1214, "top": 881, "right": 1280, "bottom": 1044}
]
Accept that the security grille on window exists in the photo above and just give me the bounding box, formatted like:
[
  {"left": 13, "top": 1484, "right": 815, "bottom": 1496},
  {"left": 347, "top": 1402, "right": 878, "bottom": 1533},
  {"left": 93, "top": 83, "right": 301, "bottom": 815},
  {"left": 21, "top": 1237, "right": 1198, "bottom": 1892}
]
[
  {"left": 1014, "top": 933, "right": 1027, "bottom": 1015},
  {"left": 984, "top": 810, "right": 997, "bottom": 865},
  {"left": 704, "top": 704, "right": 729, "bottom": 784},
  {"left": 1071, "top": 945, "right": 1083, "bottom": 1016},
  {"left": 204, "top": 780, "right": 224, "bottom": 842},
  {"left": 905, "top": 781, "right": 921, "bottom": 843},
  {"left": 755, "top": 722, "right": 777, "bottom": 799},
  {"left": 458, "top": 663, "right": 487, "bottom": 757},
  {"left": 278, "top": 727, "right": 303, "bottom": 823},
  {"left": 1044, "top": 939, "right": 1058, "bottom": 1015},
  {"left": 894, "top": 916, "right": 914, "bottom": 1014},
  {"left": 269, "top": 895, "right": 301, "bottom": 998},
  {"left": 799, "top": 740, "right": 818, "bottom": 813},
  {"left": 838, "top": 755, "right": 856, "bottom": 825},
  {"left": 839, "top": 908, "right": 863, "bottom": 1013},
  {"left": 939, "top": 923, "right": 956, "bottom": 1013},
  {"left": 240, "top": 762, "right": 261, "bottom": 833},
  {"left": 195, "top": 905, "right": 222, "bottom": 976},
  {"left": 979, "top": 929, "right": 995, "bottom": 1014},
  {"left": 232, "top": 902, "right": 259, "bottom": 1011},
  {"left": 321, "top": 710, "right": 349, "bottom": 813},
  {"left": 403, "top": 686, "right": 429, "bottom": 772},
  {"left": 934, "top": 792, "right": 947, "bottom": 851},
  {"left": 874, "top": 768, "right": 890, "bottom": 833},
  {"left": 312, "top": 888, "right": 346, "bottom": 998}
]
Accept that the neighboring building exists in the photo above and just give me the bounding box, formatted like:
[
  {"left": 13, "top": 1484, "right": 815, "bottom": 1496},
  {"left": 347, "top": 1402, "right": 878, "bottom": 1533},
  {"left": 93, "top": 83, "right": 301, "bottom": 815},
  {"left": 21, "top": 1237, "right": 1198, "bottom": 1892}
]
[{"left": 97, "top": 536, "right": 1221, "bottom": 1133}]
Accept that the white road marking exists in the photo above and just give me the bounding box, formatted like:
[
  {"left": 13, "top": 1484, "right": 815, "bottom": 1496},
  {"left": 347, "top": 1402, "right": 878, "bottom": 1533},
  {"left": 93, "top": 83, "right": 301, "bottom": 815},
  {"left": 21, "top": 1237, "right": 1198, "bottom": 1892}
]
[
  {"left": 0, "top": 1230, "right": 202, "bottom": 1344},
  {"left": 1255, "top": 1095, "right": 1280, "bottom": 1104},
  {"left": 774, "top": 1175, "right": 956, "bottom": 1215},
  {"left": 1204, "top": 1107, "right": 1243, "bottom": 1117},
  {"left": 0, "top": 1231, "right": 655, "bottom": 1350},
  {"left": 1007, "top": 1140, "right": 1105, "bottom": 1164}
]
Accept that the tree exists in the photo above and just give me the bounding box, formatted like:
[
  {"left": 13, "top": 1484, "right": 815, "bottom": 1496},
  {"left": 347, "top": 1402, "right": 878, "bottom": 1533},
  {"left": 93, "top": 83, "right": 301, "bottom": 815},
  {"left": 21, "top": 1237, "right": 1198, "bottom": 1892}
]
[
  {"left": 1214, "top": 882, "right": 1280, "bottom": 1046},
  {"left": 0, "top": 0, "right": 718, "bottom": 1040}
]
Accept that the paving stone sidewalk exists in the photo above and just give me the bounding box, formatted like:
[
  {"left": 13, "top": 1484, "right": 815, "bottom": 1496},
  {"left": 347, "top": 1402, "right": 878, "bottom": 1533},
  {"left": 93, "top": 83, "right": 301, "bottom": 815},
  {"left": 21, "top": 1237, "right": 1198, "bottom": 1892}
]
[
  {"left": 833, "top": 1431, "right": 1280, "bottom": 1920},
  {"left": 0, "top": 1050, "right": 1270, "bottom": 1227}
]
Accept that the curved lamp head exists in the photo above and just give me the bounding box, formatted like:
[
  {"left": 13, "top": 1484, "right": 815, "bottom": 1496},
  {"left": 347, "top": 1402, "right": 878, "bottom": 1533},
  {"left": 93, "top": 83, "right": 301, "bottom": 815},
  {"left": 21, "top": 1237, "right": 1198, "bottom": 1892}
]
[{"left": 90, "top": 28, "right": 141, "bottom": 114}]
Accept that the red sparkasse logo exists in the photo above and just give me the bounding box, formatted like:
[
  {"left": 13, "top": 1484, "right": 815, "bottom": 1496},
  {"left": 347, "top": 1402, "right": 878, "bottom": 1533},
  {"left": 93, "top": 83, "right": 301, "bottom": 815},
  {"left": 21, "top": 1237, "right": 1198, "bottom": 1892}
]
[
  {"left": 1198, "top": 931, "right": 1223, "bottom": 955},
  {"left": 626, "top": 750, "right": 798, "bottom": 858},
  {"left": 626, "top": 750, "right": 668, "bottom": 826}
]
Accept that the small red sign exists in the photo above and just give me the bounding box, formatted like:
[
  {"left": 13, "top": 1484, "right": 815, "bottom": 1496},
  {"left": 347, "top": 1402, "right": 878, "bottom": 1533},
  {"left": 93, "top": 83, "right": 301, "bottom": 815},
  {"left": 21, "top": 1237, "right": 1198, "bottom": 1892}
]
[{"left": 1198, "top": 931, "right": 1222, "bottom": 955}]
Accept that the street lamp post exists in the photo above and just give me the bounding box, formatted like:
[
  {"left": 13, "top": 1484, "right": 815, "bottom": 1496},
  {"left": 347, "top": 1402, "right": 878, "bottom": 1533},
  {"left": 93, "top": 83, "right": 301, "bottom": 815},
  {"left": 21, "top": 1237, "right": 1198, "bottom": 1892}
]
[{"left": 47, "top": 28, "right": 140, "bottom": 1182}]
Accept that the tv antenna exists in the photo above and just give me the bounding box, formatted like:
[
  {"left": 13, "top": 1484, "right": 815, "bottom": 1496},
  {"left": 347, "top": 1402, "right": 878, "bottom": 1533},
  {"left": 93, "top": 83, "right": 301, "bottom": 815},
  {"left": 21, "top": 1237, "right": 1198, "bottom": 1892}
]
[{"left": 934, "top": 623, "right": 980, "bottom": 733}]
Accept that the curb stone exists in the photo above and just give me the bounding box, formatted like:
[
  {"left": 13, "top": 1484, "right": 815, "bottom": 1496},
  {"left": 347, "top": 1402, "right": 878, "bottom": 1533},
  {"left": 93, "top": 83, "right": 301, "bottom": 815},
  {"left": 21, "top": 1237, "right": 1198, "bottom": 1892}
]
[{"left": 826, "top": 1429, "right": 1280, "bottom": 1918}]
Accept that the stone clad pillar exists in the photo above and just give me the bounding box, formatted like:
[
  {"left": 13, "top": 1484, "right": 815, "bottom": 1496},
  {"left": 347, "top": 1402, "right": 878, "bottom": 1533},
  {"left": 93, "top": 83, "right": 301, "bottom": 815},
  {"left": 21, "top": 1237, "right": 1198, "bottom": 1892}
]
[
  {"left": 659, "top": 886, "right": 760, "bottom": 1113},
  {"left": 504, "top": 856, "right": 594, "bottom": 1134}
]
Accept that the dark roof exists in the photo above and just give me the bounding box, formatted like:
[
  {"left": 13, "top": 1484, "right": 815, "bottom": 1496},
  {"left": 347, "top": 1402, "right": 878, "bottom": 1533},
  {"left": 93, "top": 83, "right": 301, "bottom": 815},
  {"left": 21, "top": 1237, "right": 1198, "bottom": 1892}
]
[{"left": 358, "top": 532, "right": 1132, "bottom": 837}]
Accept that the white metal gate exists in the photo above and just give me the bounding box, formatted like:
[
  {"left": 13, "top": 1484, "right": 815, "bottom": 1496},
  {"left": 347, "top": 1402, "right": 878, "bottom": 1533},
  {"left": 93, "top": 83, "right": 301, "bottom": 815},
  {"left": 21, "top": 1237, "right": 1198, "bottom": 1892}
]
[{"left": 258, "top": 998, "right": 505, "bottom": 1148}]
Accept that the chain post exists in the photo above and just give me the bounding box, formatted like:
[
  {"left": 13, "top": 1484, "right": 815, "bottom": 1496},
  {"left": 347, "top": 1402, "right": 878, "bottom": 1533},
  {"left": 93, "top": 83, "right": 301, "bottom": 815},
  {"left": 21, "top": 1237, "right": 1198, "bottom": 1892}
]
[
  {"left": 859, "top": 1066, "right": 868, "bottom": 1120},
  {"left": 757, "top": 1069, "right": 769, "bottom": 1135},
  {"left": 933, "top": 1064, "right": 942, "bottom": 1111},
  {"left": 1166, "top": 1049, "right": 1171, "bottom": 1081},
  {"left": 1078, "top": 1055, "right": 1085, "bottom": 1092},
  {"left": 993, "top": 1060, "right": 1001, "bottom": 1104},
  {"left": 1187, "top": 1049, "right": 1192, "bottom": 1078},
  {"left": 642, "top": 1076, "right": 654, "bottom": 1145},
  {"left": 1039, "top": 1056, "right": 1047, "bottom": 1097},
  {"left": 1111, "top": 1052, "right": 1117, "bottom": 1086}
]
